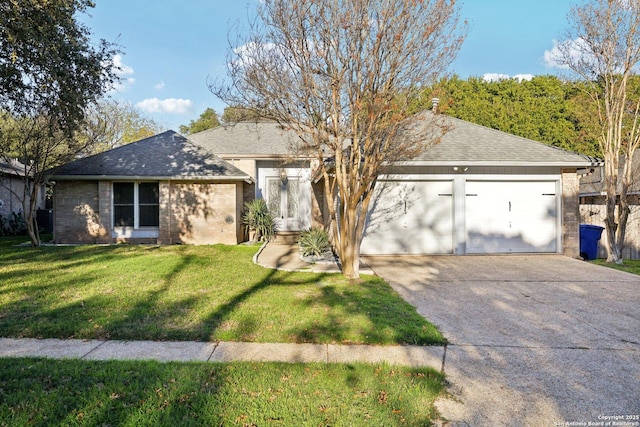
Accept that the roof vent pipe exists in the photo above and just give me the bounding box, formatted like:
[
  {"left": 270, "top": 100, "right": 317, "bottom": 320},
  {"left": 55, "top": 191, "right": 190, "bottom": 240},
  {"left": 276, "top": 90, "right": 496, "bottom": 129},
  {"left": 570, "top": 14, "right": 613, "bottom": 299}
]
[{"left": 431, "top": 98, "right": 439, "bottom": 114}]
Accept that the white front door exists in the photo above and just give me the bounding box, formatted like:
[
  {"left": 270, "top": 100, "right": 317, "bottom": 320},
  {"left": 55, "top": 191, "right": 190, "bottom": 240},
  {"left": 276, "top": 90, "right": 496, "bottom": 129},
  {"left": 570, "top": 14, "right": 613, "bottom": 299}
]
[
  {"left": 266, "top": 176, "right": 305, "bottom": 231},
  {"left": 465, "top": 181, "right": 558, "bottom": 253}
]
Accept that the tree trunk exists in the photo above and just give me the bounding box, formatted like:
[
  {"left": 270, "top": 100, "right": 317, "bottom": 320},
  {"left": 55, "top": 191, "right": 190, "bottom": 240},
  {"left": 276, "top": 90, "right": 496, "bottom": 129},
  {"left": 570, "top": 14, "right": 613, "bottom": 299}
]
[
  {"left": 605, "top": 222, "right": 622, "bottom": 264},
  {"left": 25, "top": 183, "right": 41, "bottom": 247},
  {"left": 338, "top": 204, "right": 360, "bottom": 279}
]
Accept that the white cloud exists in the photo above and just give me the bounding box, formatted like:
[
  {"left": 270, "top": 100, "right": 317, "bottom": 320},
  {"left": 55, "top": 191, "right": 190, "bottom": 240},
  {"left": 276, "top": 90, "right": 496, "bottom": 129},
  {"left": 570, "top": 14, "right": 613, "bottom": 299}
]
[
  {"left": 543, "top": 38, "right": 594, "bottom": 70},
  {"left": 544, "top": 39, "right": 571, "bottom": 69},
  {"left": 482, "top": 73, "right": 510, "bottom": 82},
  {"left": 232, "top": 42, "right": 277, "bottom": 68},
  {"left": 482, "top": 73, "right": 535, "bottom": 82},
  {"left": 135, "top": 98, "right": 193, "bottom": 115},
  {"left": 154, "top": 81, "right": 166, "bottom": 90},
  {"left": 113, "top": 54, "right": 134, "bottom": 77},
  {"left": 109, "top": 54, "right": 135, "bottom": 93},
  {"left": 513, "top": 74, "right": 535, "bottom": 82}
]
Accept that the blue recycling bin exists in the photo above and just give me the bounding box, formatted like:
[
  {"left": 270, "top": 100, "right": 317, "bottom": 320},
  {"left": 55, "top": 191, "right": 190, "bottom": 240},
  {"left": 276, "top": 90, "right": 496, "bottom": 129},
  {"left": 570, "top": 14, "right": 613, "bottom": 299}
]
[{"left": 579, "top": 224, "right": 605, "bottom": 260}]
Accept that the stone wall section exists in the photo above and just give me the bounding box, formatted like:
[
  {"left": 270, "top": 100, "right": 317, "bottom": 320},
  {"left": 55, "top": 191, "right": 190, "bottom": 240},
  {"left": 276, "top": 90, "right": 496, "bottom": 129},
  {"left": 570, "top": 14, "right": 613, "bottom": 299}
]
[{"left": 561, "top": 168, "right": 580, "bottom": 258}]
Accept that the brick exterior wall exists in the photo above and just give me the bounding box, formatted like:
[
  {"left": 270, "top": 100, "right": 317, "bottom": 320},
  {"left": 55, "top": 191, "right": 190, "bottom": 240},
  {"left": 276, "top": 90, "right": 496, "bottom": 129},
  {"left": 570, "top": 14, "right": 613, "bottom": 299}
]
[
  {"left": 311, "top": 180, "right": 328, "bottom": 229},
  {"left": 165, "top": 181, "right": 241, "bottom": 245},
  {"left": 54, "top": 180, "right": 244, "bottom": 245},
  {"left": 562, "top": 168, "right": 580, "bottom": 258},
  {"left": 53, "top": 180, "right": 103, "bottom": 244}
]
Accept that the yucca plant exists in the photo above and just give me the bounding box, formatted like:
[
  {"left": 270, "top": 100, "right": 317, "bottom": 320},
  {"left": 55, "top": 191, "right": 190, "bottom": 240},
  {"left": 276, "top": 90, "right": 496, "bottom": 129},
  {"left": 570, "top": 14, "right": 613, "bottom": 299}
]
[
  {"left": 298, "top": 227, "right": 332, "bottom": 257},
  {"left": 242, "top": 199, "right": 277, "bottom": 242}
]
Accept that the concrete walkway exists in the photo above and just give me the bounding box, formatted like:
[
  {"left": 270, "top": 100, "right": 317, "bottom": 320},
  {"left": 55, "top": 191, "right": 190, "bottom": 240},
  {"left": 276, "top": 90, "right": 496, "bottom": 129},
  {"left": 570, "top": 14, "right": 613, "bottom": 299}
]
[
  {"left": 254, "top": 238, "right": 375, "bottom": 275},
  {"left": 0, "top": 337, "right": 443, "bottom": 367},
  {"left": 0, "top": 239, "right": 437, "bottom": 368}
]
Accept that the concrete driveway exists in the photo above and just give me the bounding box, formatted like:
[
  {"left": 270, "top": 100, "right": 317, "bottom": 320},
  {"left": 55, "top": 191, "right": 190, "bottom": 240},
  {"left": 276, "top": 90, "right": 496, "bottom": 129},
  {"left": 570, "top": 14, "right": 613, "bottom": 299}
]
[{"left": 363, "top": 255, "right": 640, "bottom": 427}]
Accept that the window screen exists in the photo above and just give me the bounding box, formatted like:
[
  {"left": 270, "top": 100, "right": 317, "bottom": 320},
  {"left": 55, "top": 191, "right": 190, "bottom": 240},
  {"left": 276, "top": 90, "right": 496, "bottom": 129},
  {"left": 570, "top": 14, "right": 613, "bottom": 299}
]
[
  {"left": 138, "top": 182, "right": 159, "bottom": 227},
  {"left": 113, "top": 182, "right": 134, "bottom": 227}
]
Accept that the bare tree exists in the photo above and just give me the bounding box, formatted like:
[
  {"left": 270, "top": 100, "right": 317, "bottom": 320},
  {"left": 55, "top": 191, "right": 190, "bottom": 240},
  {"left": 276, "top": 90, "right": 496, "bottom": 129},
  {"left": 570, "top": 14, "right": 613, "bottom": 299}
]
[
  {"left": 82, "top": 100, "right": 165, "bottom": 154},
  {"left": 554, "top": 0, "right": 640, "bottom": 263},
  {"left": 213, "top": 0, "right": 465, "bottom": 278}
]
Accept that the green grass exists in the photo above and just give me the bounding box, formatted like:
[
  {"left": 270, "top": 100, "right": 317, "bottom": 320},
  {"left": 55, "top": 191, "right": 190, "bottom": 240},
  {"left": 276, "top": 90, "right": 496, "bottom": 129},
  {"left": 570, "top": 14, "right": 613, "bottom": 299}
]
[
  {"left": 0, "top": 238, "right": 444, "bottom": 345},
  {"left": 0, "top": 357, "right": 445, "bottom": 426},
  {"left": 593, "top": 258, "right": 640, "bottom": 275},
  {"left": 0, "top": 237, "right": 448, "bottom": 425}
]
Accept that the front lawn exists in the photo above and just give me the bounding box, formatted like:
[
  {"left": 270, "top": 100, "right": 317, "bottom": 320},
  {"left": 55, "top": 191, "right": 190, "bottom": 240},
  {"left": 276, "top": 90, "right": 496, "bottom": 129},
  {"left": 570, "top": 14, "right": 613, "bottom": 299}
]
[
  {"left": 593, "top": 258, "right": 640, "bottom": 275},
  {"left": 0, "top": 357, "right": 444, "bottom": 426},
  {"left": 0, "top": 238, "right": 444, "bottom": 345}
]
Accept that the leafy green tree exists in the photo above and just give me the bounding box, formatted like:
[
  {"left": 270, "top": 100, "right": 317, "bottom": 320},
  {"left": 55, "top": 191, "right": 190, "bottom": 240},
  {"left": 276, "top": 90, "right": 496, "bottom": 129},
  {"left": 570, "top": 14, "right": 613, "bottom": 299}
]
[
  {"left": 0, "top": 0, "right": 119, "bottom": 246},
  {"left": 417, "top": 75, "right": 599, "bottom": 156},
  {"left": 220, "top": 106, "right": 267, "bottom": 123},
  {"left": 179, "top": 108, "right": 220, "bottom": 135}
]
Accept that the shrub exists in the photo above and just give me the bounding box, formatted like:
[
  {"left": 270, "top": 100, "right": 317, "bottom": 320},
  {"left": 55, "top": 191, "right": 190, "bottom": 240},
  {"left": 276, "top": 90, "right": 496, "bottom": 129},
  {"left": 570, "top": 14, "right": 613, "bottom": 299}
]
[
  {"left": 0, "top": 211, "right": 27, "bottom": 236},
  {"left": 242, "top": 199, "right": 277, "bottom": 241},
  {"left": 298, "top": 227, "right": 332, "bottom": 257}
]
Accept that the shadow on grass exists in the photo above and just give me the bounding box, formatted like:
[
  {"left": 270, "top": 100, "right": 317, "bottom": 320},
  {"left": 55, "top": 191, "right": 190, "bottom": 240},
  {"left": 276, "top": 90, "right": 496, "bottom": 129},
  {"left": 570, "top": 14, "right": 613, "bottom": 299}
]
[
  {"left": 0, "top": 357, "right": 445, "bottom": 426},
  {"left": 290, "top": 280, "right": 443, "bottom": 345},
  {"left": 0, "top": 240, "right": 441, "bottom": 345}
]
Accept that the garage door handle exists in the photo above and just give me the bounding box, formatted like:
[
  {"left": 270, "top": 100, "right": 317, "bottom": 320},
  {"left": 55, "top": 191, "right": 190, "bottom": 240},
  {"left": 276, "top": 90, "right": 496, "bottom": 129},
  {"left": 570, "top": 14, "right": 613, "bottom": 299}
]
[
  {"left": 542, "top": 193, "right": 556, "bottom": 196},
  {"left": 466, "top": 194, "right": 478, "bottom": 197},
  {"left": 438, "top": 193, "right": 453, "bottom": 196}
]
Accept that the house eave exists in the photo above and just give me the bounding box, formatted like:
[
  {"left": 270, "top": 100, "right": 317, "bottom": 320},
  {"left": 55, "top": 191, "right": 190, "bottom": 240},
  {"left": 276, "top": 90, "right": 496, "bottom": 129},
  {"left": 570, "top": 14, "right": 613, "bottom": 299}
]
[
  {"left": 50, "top": 174, "right": 254, "bottom": 183},
  {"left": 390, "top": 160, "right": 600, "bottom": 168},
  {"left": 218, "top": 154, "right": 318, "bottom": 161}
]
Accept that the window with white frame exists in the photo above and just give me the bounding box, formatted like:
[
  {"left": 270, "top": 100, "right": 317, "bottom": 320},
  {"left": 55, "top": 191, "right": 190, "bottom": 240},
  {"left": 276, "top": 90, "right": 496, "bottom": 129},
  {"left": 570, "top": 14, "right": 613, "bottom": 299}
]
[{"left": 113, "top": 182, "right": 159, "bottom": 228}]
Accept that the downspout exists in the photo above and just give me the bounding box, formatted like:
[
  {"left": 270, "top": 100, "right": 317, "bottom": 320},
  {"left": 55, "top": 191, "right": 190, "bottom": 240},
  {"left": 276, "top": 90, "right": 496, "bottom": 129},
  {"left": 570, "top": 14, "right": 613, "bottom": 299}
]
[{"left": 167, "top": 180, "right": 172, "bottom": 244}]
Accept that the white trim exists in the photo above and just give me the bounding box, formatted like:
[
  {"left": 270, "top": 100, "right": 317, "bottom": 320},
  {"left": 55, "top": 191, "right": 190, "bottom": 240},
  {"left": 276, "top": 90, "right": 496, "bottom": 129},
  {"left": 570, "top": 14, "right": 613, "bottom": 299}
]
[
  {"left": 391, "top": 160, "right": 599, "bottom": 167},
  {"left": 112, "top": 227, "right": 159, "bottom": 239},
  {"left": 52, "top": 175, "right": 253, "bottom": 183},
  {"left": 112, "top": 181, "right": 160, "bottom": 235}
]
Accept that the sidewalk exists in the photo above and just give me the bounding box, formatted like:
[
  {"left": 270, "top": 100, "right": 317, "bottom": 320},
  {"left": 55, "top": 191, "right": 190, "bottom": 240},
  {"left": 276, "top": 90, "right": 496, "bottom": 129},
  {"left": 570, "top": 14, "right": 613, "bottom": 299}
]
[{"left": 0, "top": 337, "right": 444, "bottom": 368}]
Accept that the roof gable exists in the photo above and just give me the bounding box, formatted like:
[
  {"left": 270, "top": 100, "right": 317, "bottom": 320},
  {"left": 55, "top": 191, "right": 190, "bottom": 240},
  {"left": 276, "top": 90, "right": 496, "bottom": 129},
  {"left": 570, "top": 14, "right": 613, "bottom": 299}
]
[
  {"left": 189, "top": 122, "right": 305, "bottom": 157},
  {"left": 50, "top": 131, "right": 250, "bottom": 180}
]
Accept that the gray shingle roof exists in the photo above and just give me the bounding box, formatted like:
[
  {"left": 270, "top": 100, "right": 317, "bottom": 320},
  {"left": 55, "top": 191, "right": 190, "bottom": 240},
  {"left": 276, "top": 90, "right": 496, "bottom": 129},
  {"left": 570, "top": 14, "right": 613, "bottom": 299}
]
[
  {"left": 191, "top": 115, "right": 596, "bottom": 167},
  {"left": 49, "top": 131, "right": 250, "bottom": 181},
  {"left": 0, "top": 159, "right": 28, "bottom": 177},
  {"left": 189, "top": 122, "right": 306, "bottom": 157},
  {"left": 408, "top": 113, "right": 596, "bottom": 166}
]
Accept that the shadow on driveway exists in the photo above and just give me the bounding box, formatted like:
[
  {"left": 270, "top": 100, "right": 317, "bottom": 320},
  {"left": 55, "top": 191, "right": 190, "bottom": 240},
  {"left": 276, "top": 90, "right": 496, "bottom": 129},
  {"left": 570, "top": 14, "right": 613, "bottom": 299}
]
[{"left": 363, "top": 255, "right": 640, "bottom": 426}]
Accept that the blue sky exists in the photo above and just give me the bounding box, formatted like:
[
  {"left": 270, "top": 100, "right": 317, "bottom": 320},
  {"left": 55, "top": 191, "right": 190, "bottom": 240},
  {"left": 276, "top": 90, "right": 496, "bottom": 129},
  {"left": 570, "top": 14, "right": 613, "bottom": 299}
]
[{"left": 84, "top": 0, "right": 573, "bottom": 131}]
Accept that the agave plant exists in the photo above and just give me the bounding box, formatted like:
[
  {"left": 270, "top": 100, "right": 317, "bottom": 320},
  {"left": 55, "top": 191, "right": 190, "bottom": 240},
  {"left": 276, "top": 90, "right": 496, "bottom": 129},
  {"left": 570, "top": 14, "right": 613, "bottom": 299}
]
[
  {"left": 298, "top": 227, "right": 332, "bottom": 257},
  {"left": 242, "top": 199, "right": 277, "bottom": 242}
]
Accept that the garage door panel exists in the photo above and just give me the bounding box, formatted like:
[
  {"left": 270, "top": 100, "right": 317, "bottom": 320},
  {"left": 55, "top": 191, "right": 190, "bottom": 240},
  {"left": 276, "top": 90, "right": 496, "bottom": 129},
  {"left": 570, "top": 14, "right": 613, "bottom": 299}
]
[
  {"left": 361, "top": 180, "right": 454, "bottom": 255},
  {"left": 466, "top": 181, "right": 558, "bottom": 254}
]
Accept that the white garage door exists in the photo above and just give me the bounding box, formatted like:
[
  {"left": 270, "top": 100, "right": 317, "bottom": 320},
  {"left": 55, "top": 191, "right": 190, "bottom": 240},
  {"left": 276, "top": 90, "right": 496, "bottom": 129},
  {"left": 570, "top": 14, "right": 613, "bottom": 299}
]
[
  {"left": 465, "top": 181, "right": 558, "bottom": 254},
  {"left": 361, "top": 180, "right": 454, "bottom": 255}
]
